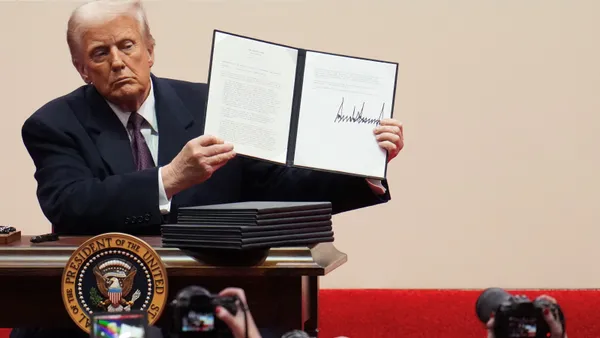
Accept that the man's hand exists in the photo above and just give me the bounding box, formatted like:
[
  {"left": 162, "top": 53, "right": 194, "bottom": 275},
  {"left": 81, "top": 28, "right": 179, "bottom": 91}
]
[
  {"left": 486, "top": 314, "right": 496, "bottom": 338},
  {"left": 374, "top": 118, "right": 404, "bottom": 162},
  {"left": 215, "top": 288, "right": 262, "bottom": 338},
  {"left": 538, "top": 295, "right": 567, "bottom": 338},
  {"left": 161, "top": 135, "right": 236, "bottom": 198}
]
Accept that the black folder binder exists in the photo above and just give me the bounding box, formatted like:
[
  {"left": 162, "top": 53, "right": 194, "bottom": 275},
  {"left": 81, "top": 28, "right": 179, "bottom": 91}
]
[
  {"left": 162, "top": 225, "right": 333, "bottom": 239},
  {"left": 162, "top": 220, "right": 332, "bottom": 236},
  {"left": 176, "top": 214, "right": 331, "bottom": 226},
  {"left": 164, "top": 230, "right": 333, "bottom": 245},
  {"left": 177, "top": 201, "right": 332, "bottom": 216},
  {"left": 164, "top": 201, "right": 335, "bottom": 250},
  {"left": 162, "top": 236, "right": 334, "bottom": 250},
  {"left": 177, "top": 207, "right": 331, "bottom": 220}
]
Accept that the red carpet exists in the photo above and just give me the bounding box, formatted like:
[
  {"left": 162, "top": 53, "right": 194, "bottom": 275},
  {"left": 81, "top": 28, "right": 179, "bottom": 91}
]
[
  {"left": 0, "top": 289, "right": 595, "bottom": 337},
  {"left": 318, "top": 289, "right": 595, "bottom": 338}
]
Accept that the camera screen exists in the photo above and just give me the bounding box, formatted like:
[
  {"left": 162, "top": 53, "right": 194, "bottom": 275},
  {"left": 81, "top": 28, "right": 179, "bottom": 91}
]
[
  {"left": 91, "top": 312, "right": 147, "bottom": 338},
  {"left": 182, "top": 310, "right": 215, "bottom": 332},
  {"left": 507, "top": 316, "right": 537, "bottom": 337}
]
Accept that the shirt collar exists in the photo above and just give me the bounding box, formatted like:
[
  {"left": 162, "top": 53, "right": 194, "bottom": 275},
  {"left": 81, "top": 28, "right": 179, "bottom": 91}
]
[{"left": 105, "top": 78, "right": 157, "bottom": 133}]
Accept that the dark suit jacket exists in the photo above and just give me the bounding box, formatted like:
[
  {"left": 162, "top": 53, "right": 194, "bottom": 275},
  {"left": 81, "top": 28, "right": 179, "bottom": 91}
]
[{"left": 21, "top": 74, "right": 391, "bottom": 235}]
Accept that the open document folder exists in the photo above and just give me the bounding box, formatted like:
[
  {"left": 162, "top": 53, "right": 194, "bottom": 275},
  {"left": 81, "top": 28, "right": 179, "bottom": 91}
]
[{"left": 203, "top": 30, "right": 399, "bottom": 180}]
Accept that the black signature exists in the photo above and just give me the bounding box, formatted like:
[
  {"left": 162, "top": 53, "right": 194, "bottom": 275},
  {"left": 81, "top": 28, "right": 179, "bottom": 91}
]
[{"left": 333, "top": 97, "right": 384, "bottom": 125}]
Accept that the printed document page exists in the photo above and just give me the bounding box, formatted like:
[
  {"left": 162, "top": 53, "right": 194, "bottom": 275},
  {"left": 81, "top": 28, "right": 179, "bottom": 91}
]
[
  {"left": 204, "top": 31, "right": 298, "bottom": 164},
  {"left": 292, "top": 51, "right": 398, "bottom": 178}
]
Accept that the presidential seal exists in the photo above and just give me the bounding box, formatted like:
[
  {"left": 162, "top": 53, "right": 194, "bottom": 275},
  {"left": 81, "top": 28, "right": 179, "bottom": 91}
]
[{"left": 61, "top": 233, "right": 168, "bottom": 333}]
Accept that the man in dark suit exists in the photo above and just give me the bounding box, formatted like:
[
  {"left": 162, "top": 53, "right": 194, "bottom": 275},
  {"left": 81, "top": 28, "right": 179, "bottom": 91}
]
[
  {"left": 22, "top": 72, "right": 398, "bottom": 236},
  {"left": 14, "top": 1, "right": 404, "bottom": 337},
  {"left": 21, "top": 1, "right": 403, "bottom": 236}
]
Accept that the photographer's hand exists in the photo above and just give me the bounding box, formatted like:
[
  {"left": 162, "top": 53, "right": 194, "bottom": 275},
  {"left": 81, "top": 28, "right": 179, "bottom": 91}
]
[
  {"left": 538, "top": 295, "right": 567, "bottom": 338},
  {"left": 486, "top": 313, "right": 496, "bottom": 338},
  {"left": 215, "top": 287, "right": 261, "bottom": 338}
]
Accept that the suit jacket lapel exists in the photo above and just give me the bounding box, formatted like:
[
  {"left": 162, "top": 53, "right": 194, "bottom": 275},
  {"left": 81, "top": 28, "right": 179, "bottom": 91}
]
[
  {"left": 75, "top": 76, "right": 194, "bottom": 175},
  {"left": 152, "top": 75, "right": 194, "bottom": 166},
  {"left": 78, "top": 85, "right": 136, "bottom": 175}
]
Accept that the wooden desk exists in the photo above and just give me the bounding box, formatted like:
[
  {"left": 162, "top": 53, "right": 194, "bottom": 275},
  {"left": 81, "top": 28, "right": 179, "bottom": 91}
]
[{"left": 0, "top": 236, "right": 347, "bottom": 337}]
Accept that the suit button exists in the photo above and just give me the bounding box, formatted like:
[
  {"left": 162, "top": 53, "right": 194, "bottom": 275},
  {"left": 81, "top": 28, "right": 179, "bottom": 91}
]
[
  {"left": 144, "top": 215, "right": 150, "bottom": 222},
  {"left": 137, "top": 216, "right": 143, "bottom": 223},
  {"left": 124, "top": 217, "right": 129, "bottom": 224},
  {"left": 145, "top": 213, "right": 150, "bottom": 217}
]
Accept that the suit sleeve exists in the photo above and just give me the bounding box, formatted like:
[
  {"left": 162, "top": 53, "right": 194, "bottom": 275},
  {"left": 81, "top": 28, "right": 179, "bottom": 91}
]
[
  {"left": 240, "top": 159, "right": 391, "bottom": 214},
  {"left": 22, "top": 117, "right": 164, "bottom": 235}
]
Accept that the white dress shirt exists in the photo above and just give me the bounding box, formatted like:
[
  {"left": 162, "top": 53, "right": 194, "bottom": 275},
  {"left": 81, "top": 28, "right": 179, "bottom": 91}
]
[{"left": 105, "top": 80, "right": 386, "bottom": 216}]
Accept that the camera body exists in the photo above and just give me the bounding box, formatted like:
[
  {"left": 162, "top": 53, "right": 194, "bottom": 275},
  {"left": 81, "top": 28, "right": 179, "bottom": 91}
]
[
  {"left": 170, "top": 286, "right": 239, "bottom": 338},
  {"left": 476, "top": 288, "right": 565, "bottom": 338}
]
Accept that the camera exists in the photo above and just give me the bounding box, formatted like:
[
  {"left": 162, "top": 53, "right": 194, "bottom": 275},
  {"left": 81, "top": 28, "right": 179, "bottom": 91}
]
[
  {"left": 475, "top": 287, "right": 566, "bottom": 338},
  {"left": 281, "top": 330, "right": 310, "bottom": 338},
  {"left": 170, "top": 286, "right": 241, "bottom": 338}
]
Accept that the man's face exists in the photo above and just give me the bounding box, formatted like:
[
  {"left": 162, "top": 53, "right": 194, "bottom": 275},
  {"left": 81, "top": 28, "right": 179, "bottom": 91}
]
[{"left": 75, "top": 15, "right": 154, "bottom": 109}]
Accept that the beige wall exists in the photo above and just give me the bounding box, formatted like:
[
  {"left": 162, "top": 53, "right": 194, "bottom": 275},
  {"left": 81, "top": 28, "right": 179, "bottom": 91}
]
[{"left": 1, "top": 0, "right": 599, "bottom": 289}]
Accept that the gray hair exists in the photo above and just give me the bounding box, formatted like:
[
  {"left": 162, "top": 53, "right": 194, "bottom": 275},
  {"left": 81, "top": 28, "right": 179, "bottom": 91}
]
[{"left": 67, "top": 0, "right": 155, "bottom": 63}]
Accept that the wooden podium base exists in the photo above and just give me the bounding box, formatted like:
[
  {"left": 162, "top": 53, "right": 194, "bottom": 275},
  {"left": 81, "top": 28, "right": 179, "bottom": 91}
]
[{"left": 0, "top": 236, "right": 345, "bottom": 337}]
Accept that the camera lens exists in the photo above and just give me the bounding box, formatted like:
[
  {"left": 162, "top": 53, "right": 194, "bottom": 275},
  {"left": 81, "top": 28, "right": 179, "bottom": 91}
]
[{"left": 475, "top": 287, "right": 513, "bottom": 324}]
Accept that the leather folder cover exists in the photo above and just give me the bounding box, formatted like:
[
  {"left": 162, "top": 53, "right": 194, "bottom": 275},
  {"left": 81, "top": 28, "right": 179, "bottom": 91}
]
[
  {"left": 175, "top": 214, "right": 331, "bottom": 226},
  {"left": 162, "top": 220, "right": 331, "bottom": 232},
  {"left": 177, "top": 201, "right": 332, "bottom": 215},
  {"left": 177, "top": 207, "right": 332, "bottom": 220},
  {"left": 161, "top": 225, "right": 333, "bottom": 239},
  {"left": 162, "top": 236, "right": 334, "bottom": 250},
  {"left": 163, "top": 230, "right": 333, "bottom": 244}
]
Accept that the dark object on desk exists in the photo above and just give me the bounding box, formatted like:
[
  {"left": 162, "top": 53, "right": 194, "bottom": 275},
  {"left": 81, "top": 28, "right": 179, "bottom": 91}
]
[
  {"left": 30, "top": 233, "right": 59, "bottom": 243},
  {"left": 0, "top": 226, "right": 20, "bottom": 245},
  {"left": 162, "top": 236, "right": 334, "bottom": 250},
  {"left": 162, "top": 201, "right": 335, "bottom": 251},
  {"left": 0, "top": 226, "right": 16, "bottom": 234},
  {"left": 177, "top": 201, "right": 332, "bottom": 219}
]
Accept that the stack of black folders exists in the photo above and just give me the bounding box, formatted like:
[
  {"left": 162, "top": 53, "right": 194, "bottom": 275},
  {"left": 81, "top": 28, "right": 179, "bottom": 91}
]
[{"left": 161, "top": 201, "right": 334, "bottom": 250}]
